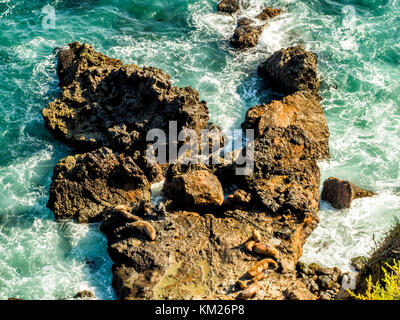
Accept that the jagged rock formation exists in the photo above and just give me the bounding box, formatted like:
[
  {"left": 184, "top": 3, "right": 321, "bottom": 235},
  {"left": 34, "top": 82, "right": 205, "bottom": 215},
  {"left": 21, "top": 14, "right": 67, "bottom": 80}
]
[
  {"left": 258, "top": 45, "right": 320, "bottom": 95},
  {"left": 230, "top": 18, "right": 266, "bottom": 50},
  {"left": 217, "top": 0, "right": 240, "bottom": 14},
  {"left": 243, "top": 90, "right": 330, "bottom": 159},
  {"left": 218, "top": 3, "right": 283, "bottom": 50},
  {"left": 43, "top": 42, "right": 209, "bottom": 153},
  {"left": 321, "top": 177, "right": 376, "bottom": 209},
  {"left": 47, "top": 147, "right": 154, "bottom": 223},
  {"left": 43, "top": 41, "right": 334, "bottom": 300}
]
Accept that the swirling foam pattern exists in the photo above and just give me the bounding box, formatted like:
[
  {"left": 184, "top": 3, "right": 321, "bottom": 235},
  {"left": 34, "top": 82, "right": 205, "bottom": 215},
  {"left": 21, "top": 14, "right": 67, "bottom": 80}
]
[{"left": 0, "top": 0, "right": 399, "bottom": 298}]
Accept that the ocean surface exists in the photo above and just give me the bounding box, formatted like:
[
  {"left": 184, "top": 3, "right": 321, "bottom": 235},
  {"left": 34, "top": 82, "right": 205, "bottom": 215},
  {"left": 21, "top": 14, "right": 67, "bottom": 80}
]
[{"left": 0, "top": 0, "right": 399, "bottom": 299}]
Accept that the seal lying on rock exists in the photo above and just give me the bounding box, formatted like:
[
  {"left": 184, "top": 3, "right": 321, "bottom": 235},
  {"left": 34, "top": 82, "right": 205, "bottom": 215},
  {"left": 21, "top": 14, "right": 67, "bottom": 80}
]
[
  {"left": 247, "top": 259, "right": 279, "bottom": 278},
  {"left": 127, "top": 221, "right": 156, "bottom": 241},
  {"left": 113, "top": 205, "right": 141, "bottom": 221},
  {"left": 236, "top": 280, "right": 261, "bottom": 300}
]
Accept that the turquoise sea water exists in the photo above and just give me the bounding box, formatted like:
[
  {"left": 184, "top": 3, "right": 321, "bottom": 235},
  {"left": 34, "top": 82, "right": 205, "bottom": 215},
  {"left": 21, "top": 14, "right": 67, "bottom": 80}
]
[{"left": 0, "top": 0, "right": 399, "bottom": 299}]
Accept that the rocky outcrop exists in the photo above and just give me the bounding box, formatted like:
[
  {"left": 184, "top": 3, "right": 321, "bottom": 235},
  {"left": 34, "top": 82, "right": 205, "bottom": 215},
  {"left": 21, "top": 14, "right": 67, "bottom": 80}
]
[
  {"left": 258, "top": 45, "right": 320, "bottom": 95},
  {"left": 243, "top": 90, "right": 330, "bottom": 159},
  {"left": 217, "top": 0, "right": 240, "bottom": 14},
  {"left": 256, "top": 7, "right": 283, "bottom": 21},
  {"left": 321, "top": 177, "right": 376, "bottom": 210},
  {"left": 43, "top": 42, "right": 331, "bottom": 300},
  {"left": 42, "top": 42, "right": 209, "bottom": 153},
  {"left": 230, "top": 18, "right": 266, "bottom": 50}
]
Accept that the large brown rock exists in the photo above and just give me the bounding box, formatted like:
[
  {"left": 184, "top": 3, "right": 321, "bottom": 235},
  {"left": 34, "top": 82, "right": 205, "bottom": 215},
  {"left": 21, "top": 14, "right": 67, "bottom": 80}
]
[
  {"left": 321, "top": 177, "right": 376, "bottom": 210},
  {"left": 163, "top": 169, "right": 224, "bottom": 210},
  {"left": 243, "top": 91, "right": 330, "bottom": 160},
  {"left": 230, "top": 18, "right": 266, "bottom": 50},
  {"left": 48, "top": 147, "right": 152, "bottom": 223},
  {"left": 258, "top": 45, "right": 320, "bottom": 95},
  {"left": 42, "top": 42, "right": 209, "bottom": 153}
]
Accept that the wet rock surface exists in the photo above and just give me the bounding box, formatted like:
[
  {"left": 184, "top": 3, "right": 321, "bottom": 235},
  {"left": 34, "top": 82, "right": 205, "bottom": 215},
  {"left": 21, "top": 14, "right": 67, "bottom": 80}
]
[
  {"left": 217, "top": 0, "right": 241, "bottom": 14},
  {"left": 321, "top": 177, "right": 376, "bottom": 209},
  {"left": 74, "top": 290, "right": 96, "bottom": 299},
  {"left": 256, "top": 7, "right": 283, "bottom": 21},
  {"left": 230, "top": 18, "right": 266, "bottom": 50},
  {"left": 258, "top": 45, "right": 320, "bottom": 95},
  {"left": 43, "top": 41, "right": 336, "bottom": 300}
]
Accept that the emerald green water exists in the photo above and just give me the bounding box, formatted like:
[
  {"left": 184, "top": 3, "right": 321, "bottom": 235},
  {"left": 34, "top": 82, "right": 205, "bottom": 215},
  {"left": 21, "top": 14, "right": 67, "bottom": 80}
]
[{"left": 0, "top": 0, "right": 399, "bottom": 299}]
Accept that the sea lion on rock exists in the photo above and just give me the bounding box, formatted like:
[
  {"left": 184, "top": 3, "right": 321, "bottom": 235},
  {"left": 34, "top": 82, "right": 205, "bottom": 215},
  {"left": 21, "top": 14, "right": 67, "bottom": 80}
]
[
  {"left": 253, "top": 243, "right": 279, "bottom": 260},
  {"left": 127, "top": 221, "right": 156, "bottom": 241},
  {"left": 113, "top": 205, "right": 141, "bottom": 221},
  {"left": 252, "top": 229, "right": 261, "bottom": 242},
  {"left": 245, "top": 240, "right": 256, "bottom": 252},
  {"left": 236, "top": 280, "right": 261, "bottom": 300},
  {"left": 247, "top": 258, "right": 278, "bottom": 278}
]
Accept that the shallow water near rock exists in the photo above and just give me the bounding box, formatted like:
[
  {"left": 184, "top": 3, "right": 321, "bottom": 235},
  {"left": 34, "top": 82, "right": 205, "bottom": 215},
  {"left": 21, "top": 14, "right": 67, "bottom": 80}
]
[{"left": 0, "top": 0, "right": 399, "bottom": 298}]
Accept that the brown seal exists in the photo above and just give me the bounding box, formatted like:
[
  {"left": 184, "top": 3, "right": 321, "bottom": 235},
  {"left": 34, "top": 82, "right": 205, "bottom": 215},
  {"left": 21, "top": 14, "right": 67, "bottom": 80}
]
[
  {"left": 253, "top": 243, "right": 279, "bottom": 260},
  {"left": 113, "top": 205, "right": 141, "bottom": 221},
  {"left": 247, "top": 258, "right": 278, "bottom": 278},
  {"left": 245, "top": 240, "right": 256, "bottom": 252},
  {"left": 252, "top": 229, "right": 261, "bottom": 242},
  {"left": 236, "top": 280, "right": 261, "bottom": 300},
  {"left": 127, "top": 221, "right": 156, "bottom": 241}
]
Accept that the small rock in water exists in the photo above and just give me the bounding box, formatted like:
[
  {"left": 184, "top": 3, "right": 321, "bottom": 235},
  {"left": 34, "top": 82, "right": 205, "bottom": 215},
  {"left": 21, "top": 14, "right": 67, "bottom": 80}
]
[
  {"left": 74, "top": 290, "right": 96, "bottom": 299},
  {"left": 321, "top": 177, "right": 376, "bottom": 210},
  {"left": 258, "top": 45, "right": 320, "bottom": 95},
  {"left": 217, "top": 0, "right": 240, "bottom": 14},
  {"left": 230, "top": 19, "right": 266, "bottom": 50},
  {"left": 256, "top": 7, "right": 283, "bottom": 20}
]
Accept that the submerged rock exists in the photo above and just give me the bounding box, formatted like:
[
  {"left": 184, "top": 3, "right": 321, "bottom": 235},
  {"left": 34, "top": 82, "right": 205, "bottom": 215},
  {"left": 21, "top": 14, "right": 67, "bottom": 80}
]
[
  {"left": 256, "top": 7, "right": 283, "bottom": 21},
  {"left": 243, "top": 90, "right": 330, "bottom": 160},
  {"left": 321, "top": 177, "right": 376, "bottom": 210},
  {"left": 230, "top": 18, "right": 266, "bottom": 50},
  {"left": 258, "top": 45, "right": 320, "bottom": 95},
  {"left": 74, "top": 290, "right": 96, "bottom": 299}
]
